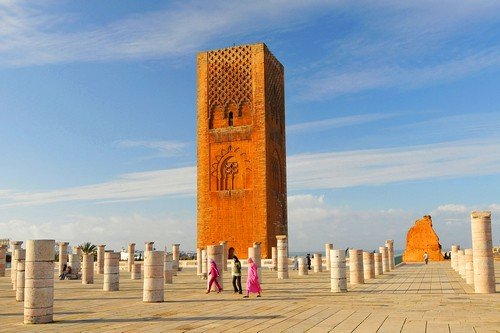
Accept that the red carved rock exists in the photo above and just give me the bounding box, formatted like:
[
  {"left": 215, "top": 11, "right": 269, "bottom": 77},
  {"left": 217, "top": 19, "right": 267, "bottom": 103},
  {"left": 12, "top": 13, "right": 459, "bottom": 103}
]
[{"left": 403, "top": 215, "right": 444, "bottom": 262}]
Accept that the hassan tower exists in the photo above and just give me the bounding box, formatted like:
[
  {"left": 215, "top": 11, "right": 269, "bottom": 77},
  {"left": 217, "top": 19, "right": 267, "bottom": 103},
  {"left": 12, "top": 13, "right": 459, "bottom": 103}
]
[{"left": 197, "top": 43, "right": 287, "bottom": 259}]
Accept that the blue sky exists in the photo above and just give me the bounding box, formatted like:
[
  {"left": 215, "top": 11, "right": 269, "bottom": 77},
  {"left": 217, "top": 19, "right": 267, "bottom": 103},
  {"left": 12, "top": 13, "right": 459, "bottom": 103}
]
[{"left": 1, "top": 0, "right": 499, "bottom": 253}]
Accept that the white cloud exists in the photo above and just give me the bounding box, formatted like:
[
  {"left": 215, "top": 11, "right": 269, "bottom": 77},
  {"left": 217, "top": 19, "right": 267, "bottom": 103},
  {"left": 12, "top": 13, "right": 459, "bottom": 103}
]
[
  {"left": 435, "top": 204, "right": 467, "bottom": 213},
  {"left": 0, "top": 167, "right": 196, "bottom": 208},
  {"left": 116, "top": 140, "right": 189, "bottom": 158},
  {"left": 0, "top": 0, "right": 337, "bottom": 67},
  {"left": 287, "top": 194, "right": 500, "bottom": 252},
  {"left": 0, "top": 213, "right": 196, "bottom": 252},
  {"left": 287, "top": 138, "right": 500, "bottom": 190},
  {"left": 287, "top": 113, "right": 396, "bottom": 134},
  {"left": 1, "top": 138, "right": 500, "bottom": 208},
  {"left": 300, "top": 48, "right": 500, "bottom": 100}
]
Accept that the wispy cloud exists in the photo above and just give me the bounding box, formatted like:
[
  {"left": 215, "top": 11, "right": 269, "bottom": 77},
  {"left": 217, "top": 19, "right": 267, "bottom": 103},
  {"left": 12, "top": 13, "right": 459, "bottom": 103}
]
[
  {"left": 300, "top": 48, "right": 500, "bottom": 100},
  {"left": 116, "top": 140, "right": 189, "bottom": 159},
  {"left": 435, "top": 204, "right": 467, "bottom": 213},
  {"left": 1, "top": 138, "right": 500, "bottom": 208},
  {"left": 0, "top": 0, "right": 336, "bottom": 67},
  {"left": 0, "top": 167, "right": 196, "bottom": 208},
  {"left": 287, "top": 138, "right": 500, "bottom": 190},
  {"left": 295, "top": 0, "right": 500, "bottom": 100},
  {"left": 287, "top": 113, "right": 396, "bottom": 134}
]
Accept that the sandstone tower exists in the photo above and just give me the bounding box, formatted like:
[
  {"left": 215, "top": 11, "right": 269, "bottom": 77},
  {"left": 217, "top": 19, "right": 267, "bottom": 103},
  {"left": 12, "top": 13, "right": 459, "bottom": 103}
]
[{"left": 197, "top": 43, "right": 287, "bottom": 259}]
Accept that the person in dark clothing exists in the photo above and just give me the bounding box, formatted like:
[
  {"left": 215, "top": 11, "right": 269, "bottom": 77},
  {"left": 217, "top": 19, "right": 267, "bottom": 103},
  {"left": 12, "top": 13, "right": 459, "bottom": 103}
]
[
  {"left": 306, "top": 254, "right": 311, "bottom": 270},
  {"left": 232, "top": 256, "right": 242, "bottom": 294}
]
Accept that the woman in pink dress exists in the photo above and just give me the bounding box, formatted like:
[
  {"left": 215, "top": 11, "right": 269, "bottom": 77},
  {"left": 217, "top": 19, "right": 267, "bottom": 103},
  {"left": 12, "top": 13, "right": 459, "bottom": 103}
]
[
  {"left": 206, "top": 259, "right": 223, "bottom": 293},
  {"left": 244, "top": 257, "right": 261, "bottom": 298}
]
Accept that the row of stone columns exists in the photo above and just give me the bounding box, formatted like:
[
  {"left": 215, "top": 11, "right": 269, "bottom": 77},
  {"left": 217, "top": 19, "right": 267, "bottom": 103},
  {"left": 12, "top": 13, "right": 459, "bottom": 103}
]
[
  {"left": 8, "top": 239, "right": 184, "bottom": 326},
  {"left": 451, "top": 211, "right": 496, "bottom": 294},
  {"left": 327, "top": 241, "right": 396, "bottom": 293},
  {"left": 0, "top": 245, "right": 7, "bottom": 277}
]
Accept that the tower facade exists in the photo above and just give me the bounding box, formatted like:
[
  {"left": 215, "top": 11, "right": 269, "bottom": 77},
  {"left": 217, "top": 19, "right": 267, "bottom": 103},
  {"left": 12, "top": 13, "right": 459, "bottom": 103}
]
[{"left": 197, "top": 43, "right": 287, "bottom": 259}]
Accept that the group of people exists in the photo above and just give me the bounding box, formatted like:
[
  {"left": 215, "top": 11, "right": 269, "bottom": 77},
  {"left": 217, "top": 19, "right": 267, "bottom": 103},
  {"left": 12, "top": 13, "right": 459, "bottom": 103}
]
[
  {"left": 58, "top": 264, "right": 72, "bottom": 280},
  {"left": 206, "top": 256, "right": 261, "bottom": 298}
]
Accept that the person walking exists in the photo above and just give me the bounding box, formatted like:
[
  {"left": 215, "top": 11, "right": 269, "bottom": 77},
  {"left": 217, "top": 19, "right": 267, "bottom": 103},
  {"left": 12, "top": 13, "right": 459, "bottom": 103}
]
[
  {"left": 306, "top": 254, "right": 311, "bottom": 270},
  {"left": 423, "top": 252, "right": 429, "bottom": 265},
  {"left": 232, "top": 256, "right": 242, "bottom": 294},
  {"left": 206, "top": 259, "right": 223, "bottom": 293},
  {"left": 243, "top": 257, "right": 261, "bottom": 298}
]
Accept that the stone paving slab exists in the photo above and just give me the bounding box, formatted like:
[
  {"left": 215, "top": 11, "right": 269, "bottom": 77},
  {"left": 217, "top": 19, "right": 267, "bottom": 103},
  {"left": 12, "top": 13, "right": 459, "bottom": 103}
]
[{"left": 0, "top": 262, "right": 499, "bottom": 332}]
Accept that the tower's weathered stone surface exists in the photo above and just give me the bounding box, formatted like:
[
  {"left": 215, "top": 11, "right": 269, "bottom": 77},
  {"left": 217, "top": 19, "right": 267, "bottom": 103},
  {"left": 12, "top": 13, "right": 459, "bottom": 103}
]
[
  {"left": 197, "top": 43, "right": 287, "bottom": 258},
  {"left": 402, "top": 215, "right": 444, "bottom": 262}
]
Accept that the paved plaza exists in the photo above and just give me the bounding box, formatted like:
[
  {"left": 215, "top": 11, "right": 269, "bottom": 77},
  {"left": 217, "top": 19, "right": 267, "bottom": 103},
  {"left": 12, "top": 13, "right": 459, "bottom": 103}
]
[{"left": 0, "top": 261, "right": 499, "bottom": 332}]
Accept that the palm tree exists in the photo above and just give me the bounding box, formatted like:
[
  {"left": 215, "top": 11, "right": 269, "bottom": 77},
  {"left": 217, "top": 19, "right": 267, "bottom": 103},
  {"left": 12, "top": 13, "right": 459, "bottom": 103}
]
[
  {"left": 80, "top": 242, "right": 97, "bottom": 255},
  {"left": 80, "top": 242, "right": 97, "bottom": 261}
]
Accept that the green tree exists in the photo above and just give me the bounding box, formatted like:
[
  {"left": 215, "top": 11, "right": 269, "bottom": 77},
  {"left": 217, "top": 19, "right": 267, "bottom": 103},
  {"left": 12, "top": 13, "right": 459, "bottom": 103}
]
[{"left": 80, "top": 242, "right": 97, "bottom": 255}]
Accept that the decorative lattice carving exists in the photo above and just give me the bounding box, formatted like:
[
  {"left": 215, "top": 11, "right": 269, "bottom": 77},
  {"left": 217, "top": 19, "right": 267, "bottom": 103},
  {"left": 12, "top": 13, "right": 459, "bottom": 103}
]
[
  {"left": 265, "top": 50, "right": 284, "bottom": 129},
  {"left": 207, "top": 45, "right": 253, "bottom": 110}
]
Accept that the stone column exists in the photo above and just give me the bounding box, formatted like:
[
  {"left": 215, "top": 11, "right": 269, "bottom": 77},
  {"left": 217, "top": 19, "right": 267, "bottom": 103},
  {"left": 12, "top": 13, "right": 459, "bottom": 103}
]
[
  {"left": 201, "top": 249, "right": 207, "bottom": 280},
  {"left": 58, "top": 242, "right": 69, "bottom": 276},
  {"left": 380, "top": 246, "right": 389, "bottom": 273},
  {"left": 471, "top": 211, "right": 495, "bottom": 293},
  {"left": 271, "top": 246, "right": 277, "bottom": 271},
  {"left": 103, "top": 252, "right": 120, "bottom": 291},
  {"left": 68, "top": 254, "right": 81, "bottom": 277},
  {"left": 219, "top": 241, "right": 228, "bottom": 271},
  {"left": 0, "top": 245, "right": 7, "bottom": 277},
  {"left": 325, "top": 243, "right": 333, "bottom": 271},
  {"left": 15, "top": 249, "right": 26, "bottom": 302},
  {"left": 349, "top": 249, "right": 364, "bottom": 285},
  {"left": 128, "top": 243, "right": 135, "bottom": 272},
  {"left": 82, "top": 253, "right": 94, "bottom": 284},
  {"left": 196, "top": 248, "right": 202, "bottom": 276},
  {"left": 313, "top": 253, "right": 322, "bottom": 273},
  {"left": 24, "top": 239, "right": 55, "bottom": 324},
  {"left": 464, "top": 248, "right": 474, "bottom": 286},
  {"left": 330, "top": 249, "right": 347, "bottom": 293},
  {"left": 249, "top": 242, "right": 262, "bottom": 282},
  {"left": 172, "top": 243, "right": 180, "bottom": 275},
  {"left": 131, "top": 263, "right": 141, "bottom": 280},
  {"left": 73, "top": 245, "right": 82, "bottom": 258},
  {"left": 143, "top": 250, "right": 164, "bottom": 302},
  {"left": 276, "top": 235, "right": 288, "bottom": 279},
  {"left": 374, "top": 253, "right": 383, "bottom": 276},
  {"left": 164, "top": 253, "right": 173, "bottom": 284},
  {"left": 458, "top": 250, "right": 465, "bottom": 279},
  {"left": 385, "top": 240, "right": 395, "bottom": 271},
  {"left": 145, "top": 241, "right": 154, "bottom": 253},
  {"left": 363, "top": 251, "right": 375, "bottom": 280},
  {"left": 298, "top": 257, "right": 308, "bottom": 276},
  {"left": 207, "top": 244, "right": 224, "bottom": 289},
  {"left": 10, "top": 241, "right": 23, "bottom": 286},
  {"left": 451, "top": 245, "right": 460, "bottom": 271},
  {"left": 97, "top": 245, "right": 105, "bottom": 274}
]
